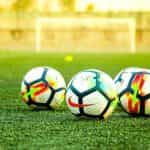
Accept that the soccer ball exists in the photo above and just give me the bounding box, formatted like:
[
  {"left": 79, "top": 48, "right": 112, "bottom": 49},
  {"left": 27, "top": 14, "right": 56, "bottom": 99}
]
[
  {"left": 114, "top": 67, "right": 150, "bottom": 116},
  {"left": 21, "top": 67, "right": 66, "bottom": 109},
  {"left": 66, "top": 69, "right": 118, "bottom": 119}
]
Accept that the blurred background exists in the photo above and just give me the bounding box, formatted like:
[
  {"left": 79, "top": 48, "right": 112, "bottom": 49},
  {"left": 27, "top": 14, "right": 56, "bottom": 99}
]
[{"left": 0, "top": 0, "right": 150, "bottom": 53}]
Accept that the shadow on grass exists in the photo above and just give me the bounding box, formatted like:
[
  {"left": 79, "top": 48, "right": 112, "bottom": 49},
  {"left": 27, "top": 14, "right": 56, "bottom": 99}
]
[{"left": 113, "top": 112, "right": 150, "bottom": 119}]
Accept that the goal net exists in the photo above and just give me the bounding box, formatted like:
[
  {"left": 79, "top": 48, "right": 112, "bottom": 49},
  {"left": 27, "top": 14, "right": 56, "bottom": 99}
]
[{"left": 35, "top": 17, "right": 136, "bottom": 53}]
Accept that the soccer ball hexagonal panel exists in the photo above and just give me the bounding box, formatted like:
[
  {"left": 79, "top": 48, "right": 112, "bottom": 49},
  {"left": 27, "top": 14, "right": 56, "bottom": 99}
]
[
  {"left": 71, "top": 71, "right": 96, "bottom": 93},
  {"left": 83, "top": 91, "right": 108, "bottom": 116},
  {"left": 50, "top": 89, "right": 66, "bottom": 109},
  {"left": 115, "top": 71, "right": 133, "bottom": 94},
  {"left": 141, "top": 75, "right": 150, "bottom": 95},
  {"left": 99, "top": 72, "right": 117, "bottom": 100},
  {"left": 45, "top": 68, "right": 66, "bottom": 90},
  {"left": 66, "top": 89, "right": 80, "bottom": 115},
  {"left": 21, "top": 81, "right": 29, "bottom": 103},
  {"left": 24, "top": 67, "right": 44, "bottom": 83},
  {"left": 145, "top": 99, "right": 150, "bottom": 115},
  {"left": 33, "top": 86, "right": 51, "bottom": 104}
]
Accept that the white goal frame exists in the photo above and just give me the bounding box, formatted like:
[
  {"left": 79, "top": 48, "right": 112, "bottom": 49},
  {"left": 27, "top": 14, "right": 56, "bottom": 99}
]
[{"left": 35, "top": 17, "right": 136, "bottom": 53}]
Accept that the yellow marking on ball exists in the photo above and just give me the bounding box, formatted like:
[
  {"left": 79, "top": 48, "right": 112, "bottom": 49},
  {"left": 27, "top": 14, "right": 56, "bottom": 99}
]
[{"left": 49, "top": 79, "right": 57, "bottom": 88}]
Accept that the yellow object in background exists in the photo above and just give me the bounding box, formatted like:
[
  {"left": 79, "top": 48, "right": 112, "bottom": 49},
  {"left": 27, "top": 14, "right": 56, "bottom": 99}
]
[{"left": 64, "top": 55, "right": 73, "bottom": 62}]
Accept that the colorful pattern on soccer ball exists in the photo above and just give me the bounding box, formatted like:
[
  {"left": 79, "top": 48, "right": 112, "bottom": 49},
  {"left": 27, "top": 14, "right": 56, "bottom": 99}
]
[
  {"left": 21, "top": 67, "right": 66, "bottom": 109},
  {"left": 115, "top": 68, "right": 150, "bottom": 116},
  {"left": 66, "top": 69, "right": 119, "bottom": 119}
]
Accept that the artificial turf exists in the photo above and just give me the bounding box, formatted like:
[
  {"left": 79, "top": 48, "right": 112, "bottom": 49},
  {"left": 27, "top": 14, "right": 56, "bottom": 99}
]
[{"left": 0, "top": 51, "right": 150, "bottom": 149}]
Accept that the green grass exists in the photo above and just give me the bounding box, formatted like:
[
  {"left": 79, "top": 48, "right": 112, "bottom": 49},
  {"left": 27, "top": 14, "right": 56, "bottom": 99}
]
[{"left": 0, "top": 51, "right": 150, "bottom": 149}]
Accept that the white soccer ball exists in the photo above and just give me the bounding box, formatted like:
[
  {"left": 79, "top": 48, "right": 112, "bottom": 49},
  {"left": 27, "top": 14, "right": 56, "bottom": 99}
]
[
  {"left": 66, "top": 69, "right": 118, "bottom": 119},
  {"left": 114, "top": 67, "right": 150, "bottom": 116},
  {"left": 21, "top": 67, "right": 66, "bottom": 109}
]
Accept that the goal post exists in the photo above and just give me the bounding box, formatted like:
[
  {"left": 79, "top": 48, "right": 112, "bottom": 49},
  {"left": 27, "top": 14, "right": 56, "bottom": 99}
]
[{"left": 35, "top": 17, "right": 136, "bottom": 53}]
